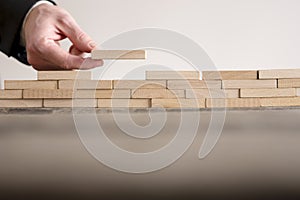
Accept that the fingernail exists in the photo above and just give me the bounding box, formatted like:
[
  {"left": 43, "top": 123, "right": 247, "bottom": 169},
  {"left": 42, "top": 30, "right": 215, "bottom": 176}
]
[{"left": 89, "top": 41, "right": 97, "bottom": 49}]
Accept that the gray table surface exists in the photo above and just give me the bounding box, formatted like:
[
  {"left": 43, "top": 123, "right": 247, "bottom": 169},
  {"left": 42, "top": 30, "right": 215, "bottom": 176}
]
[{"left": 1, "top": 108, "right": 300, "bottom": 199}]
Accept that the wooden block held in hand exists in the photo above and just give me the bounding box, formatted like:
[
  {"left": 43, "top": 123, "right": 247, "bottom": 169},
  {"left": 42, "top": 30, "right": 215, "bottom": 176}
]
[
  {"left": 207, "top": 98, "right": 260, "bottom": 108},
  {"left": 5, "top": 80, "right": 57, "bottom": 90},
  {"left": 259, "top": 69, "right": 300, "bottom": 79},
  {"left": 0, "top": 100, "right": 42, "bottom": 108},
  {"left": 92, "top": 50, "right": 146, "bottom": 60},
  {"left": 132, "top": 89, "right": 185, "bottom": 99},
  {"left": 278, "top": 79, "right": 300, "bottom": 88},
  {"left": 222, "top": 80, "right": 277, "bottom": 89},
  {"left": 98, "top": 99, "right": 150, "bottom": 108},
  {"left": 0, "top": 90, "right": 22, "bottom": 99},
  {"left": 114, "top": 80, "right": 166, "bottom": 89},
  {"left": 146, "top": 71, "right": 200, "bottom": 80},
  {"left": 186, "top": 89, "right": 239, "bottom": 99},
  {"left": 152, "top": 99, "right": 205, "bottom": 108},
  {"left": 240, "top": 88, "right": 295, "bottom": 98},
  {"left": 260, "top": 97, "right": 300, "bottom": 107},
  {"left": 167, "top": 80, "right": 221, "bottom": 89},
  {"left": 38, "top": 71, "right": 91, "bottom": 80},
  {"left": 59, "top": 80, "right": 113, "bottom": 89},
  {"left": 23, "top": 89, "right": 73, "bottom": 99},
  {"left": 44, "top": 99, "right": 97, "bottom": 108},
  {"left": 203, "top": 70, "right": 257, "bottom": 80}
]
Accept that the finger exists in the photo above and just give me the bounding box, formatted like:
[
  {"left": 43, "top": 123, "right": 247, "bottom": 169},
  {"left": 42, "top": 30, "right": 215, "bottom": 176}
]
[
  {"left": 30, "top": 57, "right": 61, "bottom": 70},
  {"left": 80, "top": 58, "right": 104, "bottom": 70},
  {"left": 40, "top": 41, "right": 103, "bottom": 70},
  {"left": 27, "top": 48, "right": 61, "bottom": 70},
  {"left": 69, "top": 45, "right": 104, "bottom": 69},
  {"left": 57, "top": 15, "right": 96, "bottom": 53},
  {"left": 69, "top": 45, "right": 85, "bottom": 56}
]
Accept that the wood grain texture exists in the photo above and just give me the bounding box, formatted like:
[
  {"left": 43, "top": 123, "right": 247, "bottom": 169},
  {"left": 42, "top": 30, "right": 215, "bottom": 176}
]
[
  {"left": 278, "top": 79, "right": 300, "bottom": 88},
  {"left": 23, "top": 89, "right": 73, "bottom": 99},
  {"left": 202, "top": 71, "right": 257, "bottom": 80},
  {"left": 75, "top": 90, "right": 131, "bottom": 99},
  {"left": 259, "top": 69, "right": 300, "bottom": 79},
  {"left": 5, "top": 80, "right": 57, "bottom": 90},
  {"left": 186, "top": 89, "right": 239, "bottom": 99},
  {"left": 222, "top": 80, "right": 277, "bottom": 89},
  {"left": 0, "top": 90, "right": 23, "bottom": 99},
  {"left": 240, "top": 88, "right": 295, "bottom": 98},
  {"left": 207, "top": 98, "right": 261, "bottom": 108},
  {"left": 167, "top": 80, "right": 221, "bottom": 89},
  {"left": 132, "top": 89, "right": 185, "bottom": 99},
  {"left": 0, "top": 100, "right": 42, "bottom": 108},
  {"left": 91, "top": 50, "right": 146, "bottom": 60},
  {"left": 152, "top": 99, "right": 205, "bottom": 108},
  {"left": 146, "top": 71, "right": 200, "bottom": 80},
  {"left": 44, "top": 99, "right": 97, "bottom": 108},
  {"left": 38, "top": 71, "right": 91, "bottom": 80},
  {"left": 260, "top": 97, "right": 300, "bottom": 107},
  {"left": 114, "top": 80, "right": 166, "bottom": 89},
  {"left": 98, "top": 99, "right": 150, "bottom": 108},
  {"left": 59, "top": 80, "right": 113, "bottom": 89}
]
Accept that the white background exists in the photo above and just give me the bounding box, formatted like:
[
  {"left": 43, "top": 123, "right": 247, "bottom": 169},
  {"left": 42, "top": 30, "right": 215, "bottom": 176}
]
[{"left": 1, "top": 0, "right": 300, "bottom": 84}]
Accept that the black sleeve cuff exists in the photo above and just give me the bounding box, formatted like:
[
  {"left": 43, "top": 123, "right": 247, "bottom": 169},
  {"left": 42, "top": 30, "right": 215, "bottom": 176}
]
[{"left": 0, "top": 0, "right": 56, "bottom": 66}]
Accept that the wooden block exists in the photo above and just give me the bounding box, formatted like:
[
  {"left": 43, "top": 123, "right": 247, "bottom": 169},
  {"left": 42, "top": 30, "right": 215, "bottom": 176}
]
[
  {"left": 207, "top": 98, "right": 261, "bottom": 108},
  {"left": 44, "top": 99, "right": 97, "bottom": 108},
  {"left": 132, "top": 89, "right": 185, "bottom": 99},
  {"left": 222, "top": 80, "right": 277, "bottom": 89},
  {"left": 23, "top": 89, "right": 73, "bottom": 99},
  {"left": 38, "top": 71, "right": 91, "bottom": 80},
  {"left": 0, "top": 90, "right": 22, "bottom": 99},
  {"left": 98, "top": 99, "right": 150, "bottom": 108},
  {"left": 59, "top": 80, "right": 113, "bottom": 89},
  {"left": 152, "top": 99, "right": 205, "bottom": 108},
  {"left": 296, "top": 88, "right": 300, "bottom": 96},
  {"left": 241, "top": 88, "right": 295, "bottom": 98},
  {"left": 74, "top": 90, "right": 131, "bottom": 99},
  {"left": 167, "top": 80, "right": 221, "bottom": 89},
  {"left": 278, "top": 79, "right": 300, "bottom": 88},
  {"left": 5, "top": 80, "right": 57, "bottom": 90},
  {"left": 91, "top": 50, "right": 146, "bottom": 60},
  {"left": 202, "top": 70, "right": 257, "bottom": 80},
  {"left": 186, "top": 89, "right": 239, "bottom": 99},
  {"left": 0, "top": 100, "right": 42, "bottom": 108},
  {"left": 259, "top": 69, "right": 300, "bottom": 79},
  {"left": 260, "top": 97, "right": 300, "bottom": 107},
  {"left": 146, "top": 71, "right": 200, "bottom": 80},
  {"left": 114, "top": 80, "right": 166, "bottom": 89}
]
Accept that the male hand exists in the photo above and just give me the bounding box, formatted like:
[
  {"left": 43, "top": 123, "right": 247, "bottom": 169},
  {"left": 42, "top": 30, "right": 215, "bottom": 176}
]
[{"left": 24, "top": 4, "right": 103, "bottom": 70}]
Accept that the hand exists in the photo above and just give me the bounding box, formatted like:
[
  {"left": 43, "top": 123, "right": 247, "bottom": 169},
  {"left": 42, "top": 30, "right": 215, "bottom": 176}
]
[{"left": 24, "top": 4, "right": 103, "bottom": 70}]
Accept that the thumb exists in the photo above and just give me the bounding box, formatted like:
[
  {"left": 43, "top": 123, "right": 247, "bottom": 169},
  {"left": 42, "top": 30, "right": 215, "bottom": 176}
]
[{"left": 58, "top": 16, "right": 96, "bottom": 52}]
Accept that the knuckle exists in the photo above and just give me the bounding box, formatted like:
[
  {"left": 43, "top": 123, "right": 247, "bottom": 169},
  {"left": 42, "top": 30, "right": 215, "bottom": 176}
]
[
  {"left": 58, "top": 14, "right": 72, "bottom": 27},
  {"left": 77, "top": 31, "right": 87, "bottom": 41}
]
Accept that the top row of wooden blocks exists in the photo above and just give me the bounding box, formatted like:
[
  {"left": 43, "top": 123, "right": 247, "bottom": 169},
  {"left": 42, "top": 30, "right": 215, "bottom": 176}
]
[
  {"left": 203, "top": 69, "right": 300, "bottom": 80},
  {"left": 37, "top": 69, "right": 300, "bottom": 81}
]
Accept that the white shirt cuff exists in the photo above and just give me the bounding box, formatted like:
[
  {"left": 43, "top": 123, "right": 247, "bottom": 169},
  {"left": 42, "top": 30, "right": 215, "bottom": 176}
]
[{"left": 20, "top": 1, "right": 54, "bottom": 47}]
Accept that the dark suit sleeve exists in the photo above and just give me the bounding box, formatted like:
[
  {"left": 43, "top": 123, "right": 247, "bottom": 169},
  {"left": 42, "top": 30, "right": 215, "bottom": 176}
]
[{"left": 0, "top": 0, "right": 55, "bottom": 65}]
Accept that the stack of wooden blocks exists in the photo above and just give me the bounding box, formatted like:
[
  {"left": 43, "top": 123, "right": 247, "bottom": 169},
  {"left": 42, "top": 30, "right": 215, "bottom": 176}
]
[{"left": 1, "top": 69, "right": 300, "bottom": 109}]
